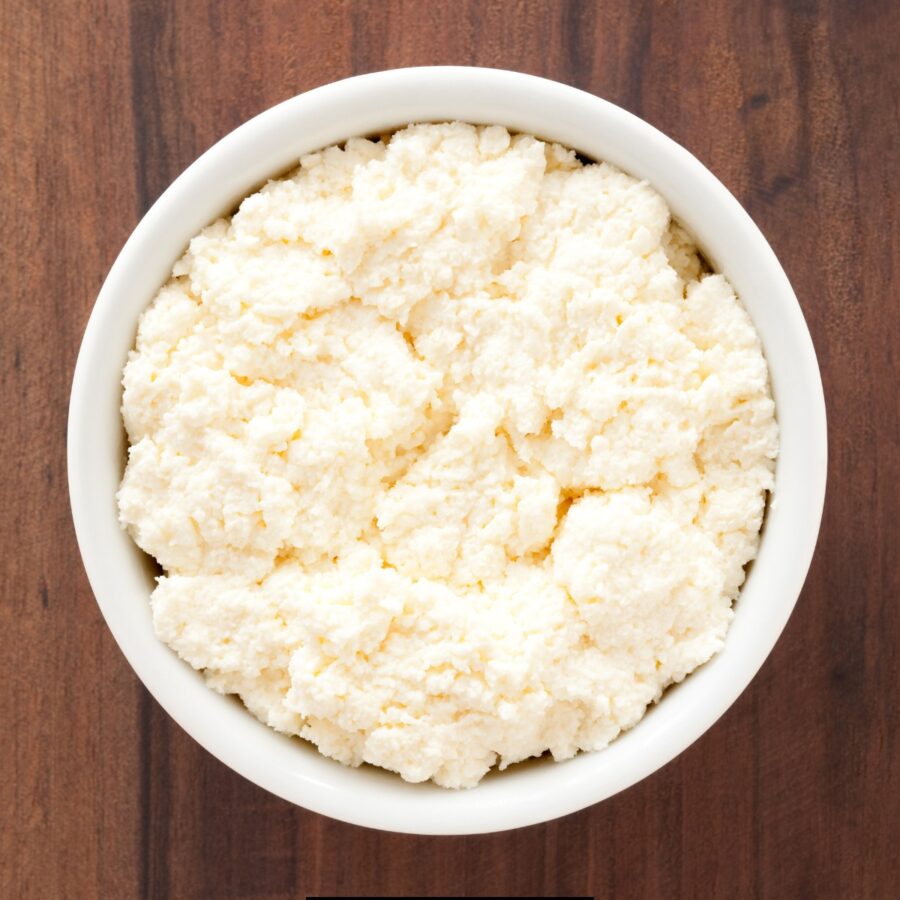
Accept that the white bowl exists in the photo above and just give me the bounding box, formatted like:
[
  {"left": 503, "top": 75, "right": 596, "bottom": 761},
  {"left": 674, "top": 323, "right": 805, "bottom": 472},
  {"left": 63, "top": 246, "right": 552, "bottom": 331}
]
[{"left": 68, "top": 67, "right": 827, "bottom": 835}]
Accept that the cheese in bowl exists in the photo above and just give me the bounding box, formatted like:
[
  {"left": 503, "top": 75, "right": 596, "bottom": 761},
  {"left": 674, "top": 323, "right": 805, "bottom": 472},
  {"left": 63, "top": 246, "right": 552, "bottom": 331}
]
[{"left": 117, "top": 122, "right": 777, "bottom": 788}]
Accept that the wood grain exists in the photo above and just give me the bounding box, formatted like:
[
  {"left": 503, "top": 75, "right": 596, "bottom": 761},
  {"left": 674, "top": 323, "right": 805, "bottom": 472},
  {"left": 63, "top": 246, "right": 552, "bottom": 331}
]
[{"left": 2, "top": 0, "right": 897, "bottom": 897}]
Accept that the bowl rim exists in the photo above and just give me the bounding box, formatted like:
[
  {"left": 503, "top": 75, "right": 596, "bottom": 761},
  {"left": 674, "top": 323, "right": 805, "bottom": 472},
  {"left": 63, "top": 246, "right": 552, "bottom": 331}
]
[{"left": 68, "top": 65, "right": 827, "bottom": 834}]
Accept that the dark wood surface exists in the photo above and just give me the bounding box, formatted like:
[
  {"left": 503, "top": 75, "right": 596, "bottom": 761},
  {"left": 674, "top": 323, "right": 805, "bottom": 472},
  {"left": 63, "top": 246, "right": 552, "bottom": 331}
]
[{"left": 2, "top": 1, "right": 897, "bottom": 897}]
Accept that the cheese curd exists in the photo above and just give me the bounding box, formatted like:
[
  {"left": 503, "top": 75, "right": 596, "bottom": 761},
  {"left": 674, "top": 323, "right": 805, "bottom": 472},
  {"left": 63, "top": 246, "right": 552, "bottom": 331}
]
[{"left": 118, "top": 123, "right": 778, "bottom": 788}]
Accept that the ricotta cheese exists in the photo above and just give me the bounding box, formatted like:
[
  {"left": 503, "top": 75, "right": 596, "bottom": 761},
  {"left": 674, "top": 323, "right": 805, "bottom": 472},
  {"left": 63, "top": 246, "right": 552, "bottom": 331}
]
[{"left": 118, "top": 123, "right": 778, "bottom": 788}]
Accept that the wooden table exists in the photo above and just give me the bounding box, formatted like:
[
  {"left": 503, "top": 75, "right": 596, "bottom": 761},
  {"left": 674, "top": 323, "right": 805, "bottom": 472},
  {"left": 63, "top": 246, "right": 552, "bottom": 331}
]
[{"left": 3, "top": 1, "right": 897, "bottom": 896}]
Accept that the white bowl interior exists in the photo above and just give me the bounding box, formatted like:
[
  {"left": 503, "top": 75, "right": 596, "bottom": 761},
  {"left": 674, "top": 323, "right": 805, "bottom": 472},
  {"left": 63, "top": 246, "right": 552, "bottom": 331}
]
[{"left": 68, "top": 67, "right": 826, "bottom": 835}]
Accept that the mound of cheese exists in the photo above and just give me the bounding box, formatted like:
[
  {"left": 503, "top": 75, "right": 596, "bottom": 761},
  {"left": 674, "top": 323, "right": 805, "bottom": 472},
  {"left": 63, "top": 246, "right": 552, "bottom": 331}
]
[{"left": 119, "top": 123, "right": 777, "bottom": 787}]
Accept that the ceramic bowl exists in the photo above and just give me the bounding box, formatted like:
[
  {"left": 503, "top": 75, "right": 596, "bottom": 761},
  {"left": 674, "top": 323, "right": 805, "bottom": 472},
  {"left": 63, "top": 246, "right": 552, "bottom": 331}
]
[{"left": 68, "top": 67, "right": 827, "bottom": 834}]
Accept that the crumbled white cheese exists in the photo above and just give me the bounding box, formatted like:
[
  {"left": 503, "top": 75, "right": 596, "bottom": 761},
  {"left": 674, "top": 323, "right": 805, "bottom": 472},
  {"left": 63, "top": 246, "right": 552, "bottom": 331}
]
[{"left": 118, "top": 123, "right": 778, "bottom": 788}]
